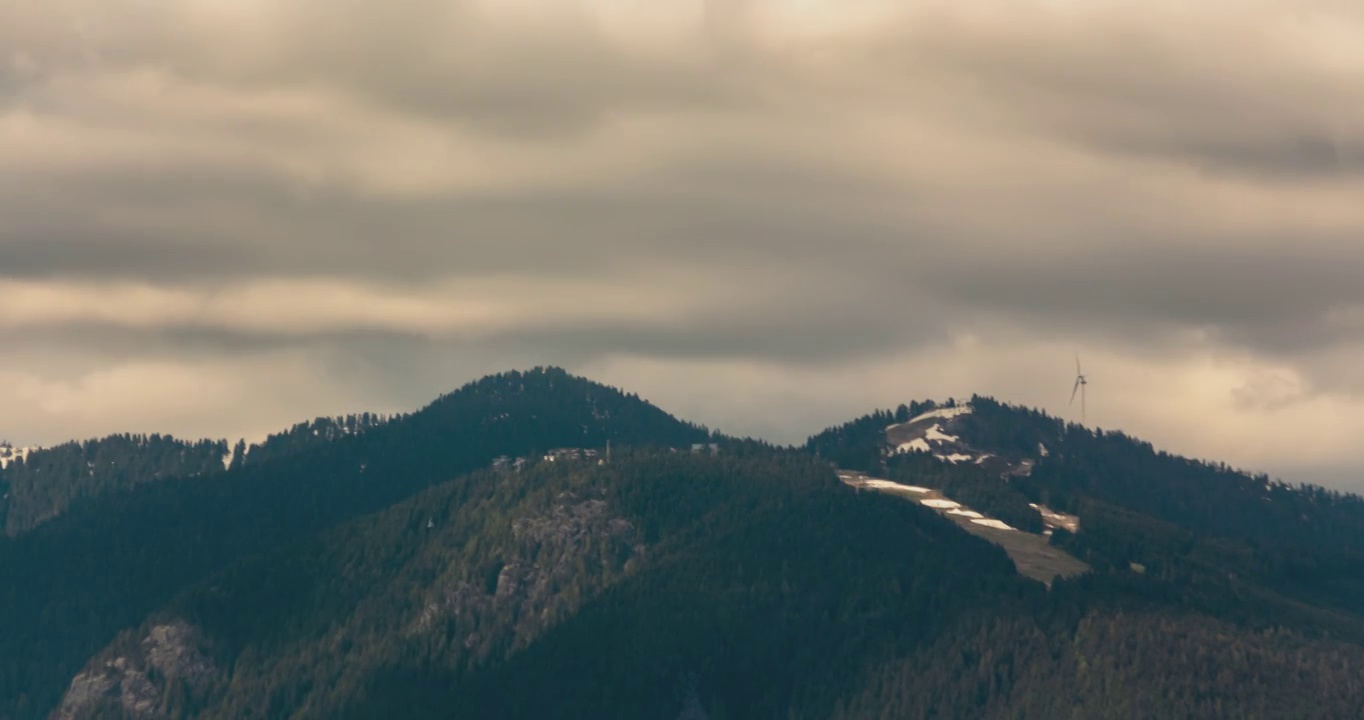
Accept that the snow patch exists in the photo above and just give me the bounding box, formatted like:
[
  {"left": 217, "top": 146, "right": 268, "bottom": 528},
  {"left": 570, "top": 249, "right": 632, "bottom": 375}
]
[
  {"left": 947, "top": 509, "right": 985, "bottom": 519},
  {"left": 971, "top": 518, "right": 1014, "bottom": 530},
  {"left": 908, "top": 405, "right": 973, "bottom": 424},
  {"left": 897, "top": 439, "right": 931, "bottom": 454},
  {"left": 1029, "top": 503, "right": 1080, "bottom": 533},
  {"left": 934, "top": 453, "right": 974, "bottom": 464},
  {"left": 920, "top": 498, "right": 962, "bottom": 510},
  {"left": 1038, "top": 443, "right": 1050, "bottom": 458},
  {"left": 0, "top": 445, "right": 36, "bottom": 470},
  {"left": 924, "top": 424, "right": 960, "bottom": 444},
  {"left": 861, "top": 480, "right": 931, "bottom": 494},
  {"left": 974, "top": 454, "right": 992, "bottom": 464}
]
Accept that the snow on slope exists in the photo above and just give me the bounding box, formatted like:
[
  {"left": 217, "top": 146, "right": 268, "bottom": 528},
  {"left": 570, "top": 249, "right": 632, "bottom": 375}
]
[
  {"left": 838, "top": 453, "right": 1090, "bottom": 585},
  {"left": 887, "top": 405, "right": 980, "bottom": 463},
  {"left": 0, "top": 445, "right": 36, "bottom": 470},
  {"left": 861, "top": 480, "right": 931, "bottom": 494},
  {"left": 908, "top": 405, "right": 973, "bottom": 424},
  {"left": 897, "top": 438, "right": 931, "bottom": 454},
  {"left": 841, "top": 471, "right": 1016, "bottom": 532},
  {"left": 924, "top": 424, "right": 960, "bottom": 443},
  {"left": 1029, "top": 503, "right": 1080, "bottom": 533},
  {"left": 884, "top": 403, "right": 1046, "bottom": 484},
  {"left": 885, "top": 405, "right": 973, "bottom": 433}
]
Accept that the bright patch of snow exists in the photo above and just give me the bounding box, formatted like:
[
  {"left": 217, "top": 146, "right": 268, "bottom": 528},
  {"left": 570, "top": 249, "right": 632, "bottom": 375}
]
[
  {"left": 924, "top": 424, "right": 960, "bottom": 444},
  {"left": 1038, "top": 442, "right": 1050, "bottom": 457},
  {"left": 861, "top": 480, "right": 931, "bottom": 493},
  {"left": 934, "top": 453, "right": 974, "bottom": 464},
  {"left": 221, "top": 450, "right": 234, "bottom": 471},
  {"left": 947, "top": 509, "right": 985, "bottom": 519},
  {"left": 897, "top": 439, "right": 931, "bottom": 454},
  {"left": 0, "top": 445, "right": 36, "bottom": 470},
  {"left": 971, "top": 518, "right": 1014, "bottom": 530},
  {"left": 974, "top": 454, "right": 992, "bottom": 465},
  {"left": 908, "top": 405, "right": 973, "bottom": 424},
  {"left": 920, "top": 498, "right": 962, "bottom": 510},
  {"left": 1030, "top": 504, "right": 1080, "bottom": 533}
]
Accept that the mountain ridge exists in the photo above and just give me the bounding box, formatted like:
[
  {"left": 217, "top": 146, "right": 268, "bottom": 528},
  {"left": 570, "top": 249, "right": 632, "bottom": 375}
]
[
  {"left": 5, "top": 369, "right": 1364, "bottom": 719},
  {"left": 0, "top": 367, "right": 710, "bottom": 720}
]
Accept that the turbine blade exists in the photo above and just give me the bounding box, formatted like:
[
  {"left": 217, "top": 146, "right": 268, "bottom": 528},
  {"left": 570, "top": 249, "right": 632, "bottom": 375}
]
[{"left": 1070, "top": 377, "right": 1081, "bottom": 404}]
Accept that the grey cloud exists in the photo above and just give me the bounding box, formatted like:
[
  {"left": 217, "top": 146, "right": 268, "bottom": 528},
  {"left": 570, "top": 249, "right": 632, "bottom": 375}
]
[
  {"left": 485, "top": 297, "right": 953, "bottom": 368},
  {"left": 1, "top": 153, "right": 914, "bottom": 284},
  {"left": 911, "top": 240, "right": 1364, "bottom": 359},
  {"left": 864, "top": 5, "right": 1364, "bottom": 180},
  {"left": 1231, "top": 370, "right": 1308, "bottom": 413},
  {"left": 6, "top": 0, "right": 1364, "bottom": 482},
  {"left": 0, "top": 251, "right": 953, "bottom": 369},
  {"left": 8, "top": 0, "right": 768, "bottom": 142},
  {"left": 1137, "top": 134, "right": 1362, "bottom": 181}
]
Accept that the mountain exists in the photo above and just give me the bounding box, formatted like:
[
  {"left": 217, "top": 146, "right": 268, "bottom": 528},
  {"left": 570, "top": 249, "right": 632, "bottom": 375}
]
[
  {"left": 0, "top": 368, "right": 708, "bottom": 720},
  {"left": 53, "top": 449, "right": 1033, "bottom": 719},
  {"left": 6, "top": 371, "right": 1364, "bottom": 719},
  {"left": 816, "top": 396, "right": 1364, "bottom": 625}
]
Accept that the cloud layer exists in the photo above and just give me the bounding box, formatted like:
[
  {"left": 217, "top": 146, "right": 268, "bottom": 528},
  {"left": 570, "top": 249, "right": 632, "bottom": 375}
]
[{"left": 3, "top": 0, "right": 1364, "bottom": 488}]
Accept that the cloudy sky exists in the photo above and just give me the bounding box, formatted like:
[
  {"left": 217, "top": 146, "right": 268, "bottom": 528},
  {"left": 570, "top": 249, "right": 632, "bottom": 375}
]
[{"left": 3, "top": 0, "right": 1364, "bottom": 490}]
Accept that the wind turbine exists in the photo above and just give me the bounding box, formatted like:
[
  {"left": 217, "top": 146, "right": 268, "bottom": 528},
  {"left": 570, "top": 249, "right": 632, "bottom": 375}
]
[{"left": 1070, "top": 354, "right": 1088, "bottom": 423}]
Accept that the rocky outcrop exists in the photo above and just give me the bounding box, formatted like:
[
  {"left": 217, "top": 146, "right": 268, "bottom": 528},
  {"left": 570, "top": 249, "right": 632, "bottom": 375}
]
[
  {"left": 410, "top": 492, "right": 645, "bottom": 658},
  {"left": 54, "top": 621, "right": 215, "bottom": 720}
]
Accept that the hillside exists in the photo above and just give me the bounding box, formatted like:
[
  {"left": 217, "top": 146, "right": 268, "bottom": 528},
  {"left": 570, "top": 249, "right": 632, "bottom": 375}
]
[
  {"left": 0, "top": 436, "right": 229, "bottom": 537},
  {"left": 55, "top": 450, "right": 1034, "bottom": 719},
  {"left": 814, "top": 396, "right": 1364, "bottom": 632},
  {"left": 0, "top": 368, "right": 708, "bottom": 720},
  {"left": 7, "top": 373, "right": 1364, "bottom": 719}
]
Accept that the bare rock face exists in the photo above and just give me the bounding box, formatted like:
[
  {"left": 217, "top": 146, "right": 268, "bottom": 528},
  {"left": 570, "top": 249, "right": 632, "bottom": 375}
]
[
  {"left": 54, "top": 621, "right": 216, "bottom": 720},
  {"left": 410, "top": 492, "right": 645, "bottom": 659}
]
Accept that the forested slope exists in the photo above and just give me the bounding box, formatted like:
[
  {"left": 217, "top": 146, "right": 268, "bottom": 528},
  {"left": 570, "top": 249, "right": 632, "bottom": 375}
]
[
  {"left": 57, "top": 449, "right": 1037, "bottom": 719},
  {"left": 13, "top": 376, "right": 1364, "bottom": 719},
  {"left": 0, "top": 368, "right": 707, "bottom": 720},
  {"left": 0, "top": 435, "right": 229, "bottom": 536}
]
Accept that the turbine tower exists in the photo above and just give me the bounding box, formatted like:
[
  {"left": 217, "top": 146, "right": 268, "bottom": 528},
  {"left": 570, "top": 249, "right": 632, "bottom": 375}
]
[{"left": 1070, "top": 354, "right": 1088, "bottom": 423}]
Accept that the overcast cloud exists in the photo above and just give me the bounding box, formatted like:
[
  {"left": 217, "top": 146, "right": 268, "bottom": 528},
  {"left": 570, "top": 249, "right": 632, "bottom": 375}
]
[{"left": 3, "top": 0, "right": 1364, "bottom": 491}]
